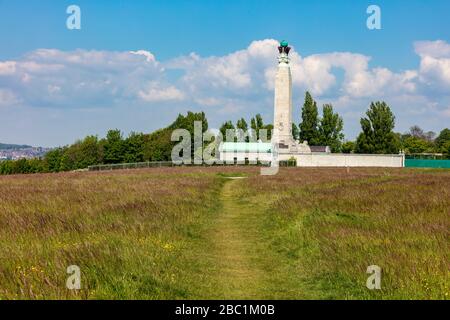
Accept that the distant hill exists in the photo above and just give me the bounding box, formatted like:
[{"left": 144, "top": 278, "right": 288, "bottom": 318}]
[{"left": 0, "top": 143, "right": 33, "bottom": 150}]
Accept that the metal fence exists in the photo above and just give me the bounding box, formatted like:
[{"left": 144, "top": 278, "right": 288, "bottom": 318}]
[
  {"left": 88, "top": 160, "right": 270, "bottom": 171},
  {"left": 88, "top": 158, "right": 450, "bottom": 171},
  {"left": 405, "top": 153, "right": 449, "bottom": 160},
  {"left": 88, "top": 161, "right": 175, "bottom": 171}
]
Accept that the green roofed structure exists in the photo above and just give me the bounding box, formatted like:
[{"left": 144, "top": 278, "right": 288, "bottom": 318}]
[
  {"left": 219, "top": 141, "right": 274, "bottom": 164},
  {"left": 219, "top": 142, "right": 272, "bottom": 153}
]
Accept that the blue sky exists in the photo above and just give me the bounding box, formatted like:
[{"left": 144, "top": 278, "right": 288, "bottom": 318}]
[{"left": 0, "top": 0, "right": 449, "bottom": 146}]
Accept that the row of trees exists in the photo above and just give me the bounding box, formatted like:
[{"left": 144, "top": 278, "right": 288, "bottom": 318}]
[
  {"left": 219, "top": 114, "right": 273, "bottom": 142},
  {"left": 219, "top": 92, "right": 345, "bottom": 152},
  {"left": 341, "top": 103, "right": 450, "bottom": 155},
  {"left": 398, "top": 126, "right": 450, "bottom": 155},
  {"left": 295, "top": 92, "right": 344, "bottom": 152},
  {"left": 0, "top": 112, "right": 208, "bottom": 175},
  {"left": 296, "top": 93, "right": 450, "bottom": 155},
  {"left": 1, "top": 92, "right": 449, "bottom": 175}
]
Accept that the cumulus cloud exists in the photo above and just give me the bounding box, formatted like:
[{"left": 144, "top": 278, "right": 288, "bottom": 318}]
[
  {"left": 0, "top": 49, "right": 164, "bottom": 108},
  {"left": 165, "top": 40, "right": 421, "bottom": 103},
  {"left": 415, "top": 40, "right": 450, "bottom": 59},
  {"left": 0, "top": 61, "right": 16, "bottom": 75},
  {"left": 0, "top": 39, "right": 449, "bottom": 144},
  {"left": 139, "top": 82, "right": 185, "bottom": 102},
  {"left": 130, "top": 50, "right": 157, "bottom": 63},
  {"left": 169, "top": 39, "right": 278, "bottom": 96},
  {"left": 415, "top": 40, "right": 450, "bottom": 91}
]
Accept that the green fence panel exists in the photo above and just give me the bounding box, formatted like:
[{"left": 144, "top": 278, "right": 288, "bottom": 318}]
[{"left": 405, "top": 159, "right": 450, "bottom": 168}]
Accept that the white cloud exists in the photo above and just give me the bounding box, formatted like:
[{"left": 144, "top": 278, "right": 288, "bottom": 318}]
[
  {"left": 130, "top": 50, "right": 157, "bottom": 63},
  {"left": 0, "top": 49, "right": 164, "bottom": 108},
  {"left": 138, "top": 82, "right": 185, "bottom": 102},
  {"left": 194, "top": 97, "right": 221, "bottom": 106},
  {"left": 0, "top": 61, "right": 16, "bottom": 75},
  {"left": 165, "top": 40, "right": 421, "bottom": 104},
  {"left": 0, "top": 40, "right": 439, "bottom": 112},
  {"left": 169, "top": 39, "right": 278, "bottom": 99},
  {"left": 413, "top": 40, "right": 450, "bottom": 93},
  {"left": 0, "top": 39, "right": 449, "bottom": 145},
  {"left": 415, "top": 40, "right": 450, "bottom": 59},
  {"left": 420, "top": 56, "right": 450, "bottom": 85}
]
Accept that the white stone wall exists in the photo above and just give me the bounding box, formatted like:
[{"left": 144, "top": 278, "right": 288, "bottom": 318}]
[
  {"left": 278, "top": 153, "right": 404, "bottom": 167},
  {"left": 219, "top": 151, "right": 272, "bottom": 164},
  {"left": 220, "top": 152, "right": 404, "bottom": 167}
]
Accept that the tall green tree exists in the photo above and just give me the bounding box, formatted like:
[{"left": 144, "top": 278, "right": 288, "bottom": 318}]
[
  {"left": 401, "top": 136, "right": 432, "bottom": 154},
  {"left": 170, "top": 111, "right": 208, "bottom": 135},
  {"left": 219, "top": 121, "right": 235, "bottom": 142},
  {"left": 341, "top": 141, "right": 355, "bottom": 154},
  {"left": 177, "top": 111, "right": 208, "bottom": 159},
  {"left": 236, "top": 118, "right": 249, "bottom": 142},
  {"left": 355, "top": 101, "right": 400, "bottom": 154},
  {"left": 59, "top": 145, "right": 78, "bottom": 171},
  {"left": 299, "top": 91, "right": 319, "bottom": 145},
  {"left": 72, "top": 135, "right": 102, "bottom": 168},
  {"left": 317, "top": 104, "right": 344, "bottom": 152},
  {"left": 44, "top": 148, "right": 64, "bottom": 172},
  {"left": 435, "top": 128, "right": 450, "bottom": 153},
  {"left": 292, "top": 123, "right": 299, "bottom": 141},
  {"left": 263, "top": 124, "right": 273, "bottom": 141},
  {"left": 149, "top": 111, "right": 209, "bottom": 161},
  {"left": 250, "top": 114, "right": 265, "bottom": 140},
  {"left": 124, "top": 132, "right": 145, "bottom": 163},
  {"left": 103, "top": 129, "right": 125, "bottom": 164},
  {"left": 143, "top": 128, "right": 173, "bottom": 161}
]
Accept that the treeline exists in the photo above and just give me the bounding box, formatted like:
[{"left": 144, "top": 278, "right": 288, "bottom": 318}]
[
  {"left": 218, "top": 92, "right": 345, "bottom": 152},
  {"left": 0, "top": 112, "right": 209, "bottom": 175},
  {"left": 398, "top": 126, "right": 450, "bottom": 155},
  {"left": 219, "top": 114, "right": 273, "bottom": 142},
  {"left": 341, "top": 102, "right": 450, "bottom": 155},
  {"left": 294, "top": 92, "right": 450, "bottom": 155},
  {"left": 1, "top": 92, "right": 450, "bottom": 175}
]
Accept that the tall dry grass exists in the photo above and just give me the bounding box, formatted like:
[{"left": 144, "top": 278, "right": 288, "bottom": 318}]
[
  {"left": 0, "top": 166, "right": 448, "bottom": 299},
  {"left": 238, "top": 168, "right": 450, "bottom": 299},
  {"left": 0, "top": 166, "right": 254, "bottom": 299}
]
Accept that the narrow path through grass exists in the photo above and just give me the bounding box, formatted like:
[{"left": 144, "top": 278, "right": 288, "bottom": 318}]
[
  {"left": 209, "top": 178, "right": 267, "bottom": 299},
  {"left": 206, "top": 177, "right": 310, "bottom": 299}
]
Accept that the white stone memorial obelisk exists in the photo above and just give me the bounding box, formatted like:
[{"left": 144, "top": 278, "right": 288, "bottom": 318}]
[
  {"left": 272, "top": 40, "right": 296, "bottom": 151},
  {"left": 272, "top": 40, "right": 310, "bottom": 154}
]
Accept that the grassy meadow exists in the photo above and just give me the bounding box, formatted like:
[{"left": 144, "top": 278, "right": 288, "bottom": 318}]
[
  {"left": 0, "top": 167, "right": 448, "bottom": 299},
  {"left": 237, "top": 168, "right": 449, "bottom": 299}
]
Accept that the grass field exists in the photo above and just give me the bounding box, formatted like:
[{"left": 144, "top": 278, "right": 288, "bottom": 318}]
[{"left": 0, "top": 167, "right": 448, "bottom": 299}]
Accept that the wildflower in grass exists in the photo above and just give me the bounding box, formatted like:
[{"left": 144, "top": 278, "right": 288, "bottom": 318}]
[{"left": 163, "top": 243, "right": 174, "bottom": 251}]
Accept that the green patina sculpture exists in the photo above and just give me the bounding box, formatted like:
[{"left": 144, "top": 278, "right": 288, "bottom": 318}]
[
  {"left": 280, "top": 40, "right": 288, "bottom": 47},
  {"left": 278, "top": 40, "right": 291, "bottom": 59}
]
